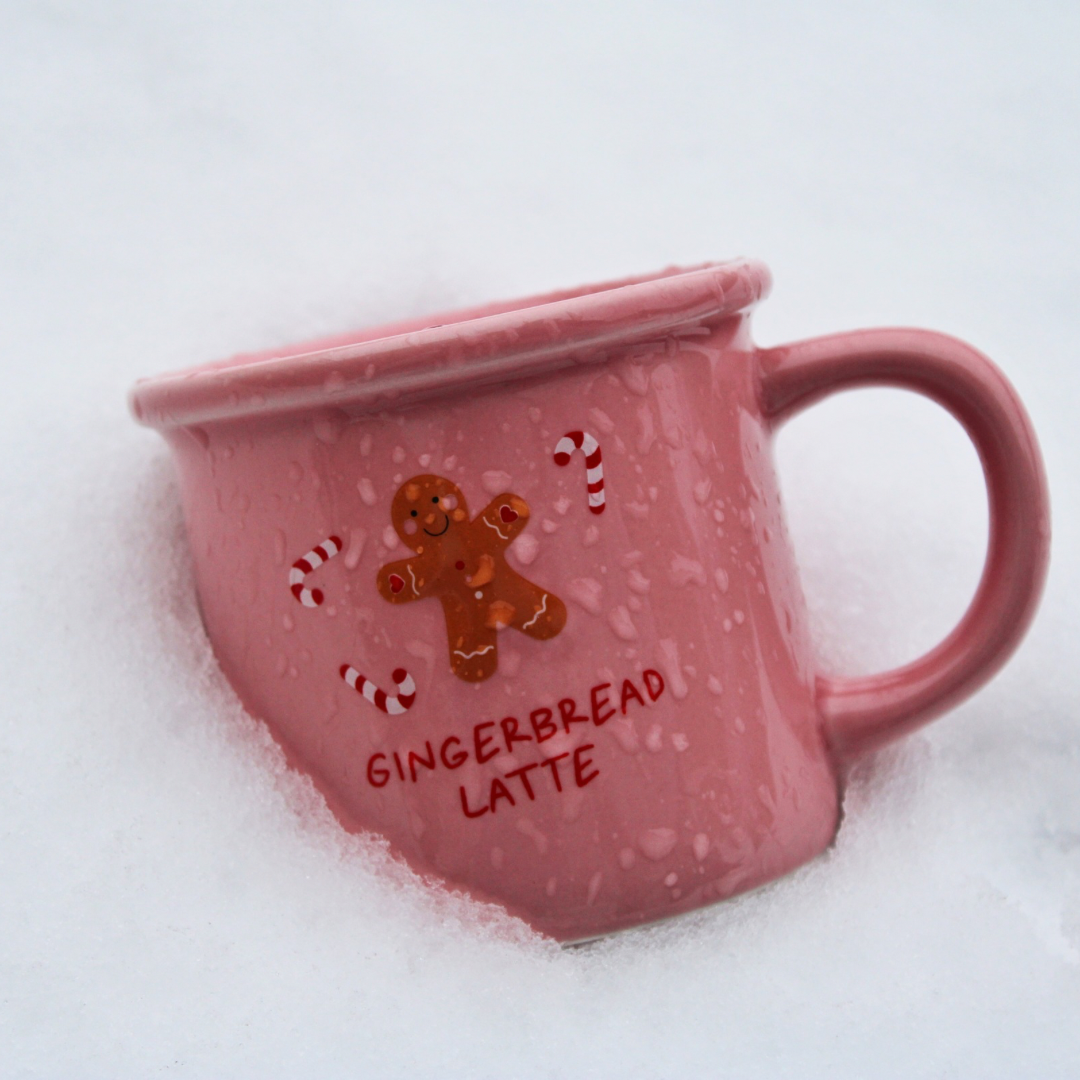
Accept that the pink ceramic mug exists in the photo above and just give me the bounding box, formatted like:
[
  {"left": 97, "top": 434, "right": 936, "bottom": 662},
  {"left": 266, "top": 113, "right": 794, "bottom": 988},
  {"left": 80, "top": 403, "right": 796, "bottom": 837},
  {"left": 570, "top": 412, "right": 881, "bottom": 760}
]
[{"left": 131, "top": 261, "right": 1049, "bottom": 942}]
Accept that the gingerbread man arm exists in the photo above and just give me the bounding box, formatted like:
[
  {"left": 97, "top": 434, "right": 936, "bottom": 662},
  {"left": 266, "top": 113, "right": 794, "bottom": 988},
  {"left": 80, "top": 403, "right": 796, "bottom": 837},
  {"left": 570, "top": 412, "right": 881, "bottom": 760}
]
[
  {"left": 474, "top": 493, "right": 531, "bottom": 552},
  {"left": 376, "top": 549, "right": 442, "bottom": 604},
  {"left": 499, "top": 565, "right": 567, "bottom": 641}
]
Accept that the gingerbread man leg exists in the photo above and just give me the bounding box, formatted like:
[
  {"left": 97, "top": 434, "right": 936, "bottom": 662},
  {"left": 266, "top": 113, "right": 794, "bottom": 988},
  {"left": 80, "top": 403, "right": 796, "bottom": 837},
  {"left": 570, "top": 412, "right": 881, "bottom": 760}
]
[{"left": 439, "top": 590, "right": 500, "bottom": 682}]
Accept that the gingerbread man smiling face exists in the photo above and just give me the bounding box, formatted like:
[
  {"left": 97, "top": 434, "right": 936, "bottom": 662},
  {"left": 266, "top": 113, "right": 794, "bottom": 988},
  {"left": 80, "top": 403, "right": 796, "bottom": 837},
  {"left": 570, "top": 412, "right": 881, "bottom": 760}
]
[{"left": 376, "top": 475, "right": 567, "bottom": 682}]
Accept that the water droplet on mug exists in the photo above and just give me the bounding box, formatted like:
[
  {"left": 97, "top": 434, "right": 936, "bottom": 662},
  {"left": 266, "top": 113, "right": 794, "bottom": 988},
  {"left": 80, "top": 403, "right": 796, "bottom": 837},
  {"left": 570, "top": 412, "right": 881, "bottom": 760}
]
[
  {"left": 510, "top": 534, "right": 539, "bottom": 567},
  {"left": 312, "top": 411, "right": 346, "bottom": 444},
  {"left": 609, "top": 717, "right": 639, "bottom": 754},
  {"left": 344, "top": 528, "right": 367, "bottom": 570},
  {"left": 608, "top": 606, "right": 638, "bottom": 641},
  {"left": 568, "top": 578, "right": 603, "bottom": 615},
  {"left": 482, "top": 469, "right": 512, "bottom": 495},
  {"left": 587, "top": 871, "right": 603, "bottom": 906},
  {"left": 357, "top": 478, "right": 377, "bottom": 506},
  {"left": 620, "top": 363, "right": 650, "bottom": 396},
  {"left": 638, "top": 828, "right": 677, "bottom": 861},
  {"left": 658, "top": 638, "right": 689, "bottom": 699},
  {"left": 588, "top": 407, "right": 615, "bottom": 435},
  {"left": 516, "top": 818, "right": 548, "bottom": 854},
  {"left": 669, "top": 554, "right": 706, "bottom": 587}
]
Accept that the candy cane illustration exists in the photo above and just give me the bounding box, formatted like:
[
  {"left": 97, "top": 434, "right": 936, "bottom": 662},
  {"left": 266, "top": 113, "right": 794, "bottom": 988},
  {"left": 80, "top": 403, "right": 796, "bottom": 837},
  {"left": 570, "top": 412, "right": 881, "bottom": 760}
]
[
  {"left": 553, "top": 430, "right": 605, "bottom": 514},
  {"left": 339, "top": 665, "right": 417, "bottom": 715},
  {"left": 289, "top": 536, "right": 343, "bottom": 607}
]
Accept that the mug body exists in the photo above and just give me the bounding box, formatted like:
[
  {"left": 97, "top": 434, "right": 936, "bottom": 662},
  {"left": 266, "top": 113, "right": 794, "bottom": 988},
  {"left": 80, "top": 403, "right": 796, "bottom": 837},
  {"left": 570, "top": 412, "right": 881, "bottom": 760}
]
[{"left": 143, "top": 264, "right": 842, "bottom": 941}]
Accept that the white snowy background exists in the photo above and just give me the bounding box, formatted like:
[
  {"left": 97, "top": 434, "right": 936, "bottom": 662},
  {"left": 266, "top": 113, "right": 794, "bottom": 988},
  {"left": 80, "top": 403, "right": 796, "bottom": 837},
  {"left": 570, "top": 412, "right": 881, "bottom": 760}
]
[{"left": 2, "top": 2, "right": 1078, "bottom": 1076}]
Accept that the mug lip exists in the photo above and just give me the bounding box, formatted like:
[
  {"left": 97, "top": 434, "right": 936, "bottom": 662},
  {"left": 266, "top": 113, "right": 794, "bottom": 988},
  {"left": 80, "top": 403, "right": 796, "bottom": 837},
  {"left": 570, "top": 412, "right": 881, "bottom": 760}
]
[{"left": 130, "top": 258, "right": 771, "bottom": 430}]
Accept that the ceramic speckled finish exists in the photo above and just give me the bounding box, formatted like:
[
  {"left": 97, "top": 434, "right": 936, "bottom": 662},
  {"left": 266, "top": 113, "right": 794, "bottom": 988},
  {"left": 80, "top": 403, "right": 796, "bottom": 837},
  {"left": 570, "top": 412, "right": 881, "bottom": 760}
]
[{"left": 131, "top": 262, "right": 1049, "bottom": 941}]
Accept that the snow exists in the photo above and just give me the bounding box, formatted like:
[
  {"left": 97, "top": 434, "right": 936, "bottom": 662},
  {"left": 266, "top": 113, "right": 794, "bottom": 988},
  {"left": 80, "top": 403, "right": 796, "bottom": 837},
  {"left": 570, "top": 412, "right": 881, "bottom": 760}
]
[{"left": 2, "top": 2, "right": 1078, "bottom": 1075}]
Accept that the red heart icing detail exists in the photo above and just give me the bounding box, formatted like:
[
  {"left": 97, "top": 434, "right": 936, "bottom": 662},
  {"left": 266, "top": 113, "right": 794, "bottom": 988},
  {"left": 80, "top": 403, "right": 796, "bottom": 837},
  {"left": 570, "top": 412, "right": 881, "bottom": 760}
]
[
  {"left": 500, "top": 505, "right": 519, "bottom": 523},
  {"left": 389, "top": 574, "right": 405, "bottom": 594}
]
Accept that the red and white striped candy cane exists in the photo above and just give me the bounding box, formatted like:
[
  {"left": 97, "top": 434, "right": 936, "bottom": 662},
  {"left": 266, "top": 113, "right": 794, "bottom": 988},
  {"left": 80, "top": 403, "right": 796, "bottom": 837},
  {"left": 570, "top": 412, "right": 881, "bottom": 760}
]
[
  {"left": 553, "top": 430, "right": 605, "bottom": 514},
  {"left": 339, "top": 665, "right": 417, "bottom": 715},
  {"left": 289, "top": 536, "right": 343, "bottom": 607}
]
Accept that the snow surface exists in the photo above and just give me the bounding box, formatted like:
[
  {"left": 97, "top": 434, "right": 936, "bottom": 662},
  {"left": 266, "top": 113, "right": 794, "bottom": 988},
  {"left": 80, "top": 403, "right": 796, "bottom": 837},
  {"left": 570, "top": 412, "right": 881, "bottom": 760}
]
[{"left": 2, "top": 2, "right": 1078, "bottom": 1076}]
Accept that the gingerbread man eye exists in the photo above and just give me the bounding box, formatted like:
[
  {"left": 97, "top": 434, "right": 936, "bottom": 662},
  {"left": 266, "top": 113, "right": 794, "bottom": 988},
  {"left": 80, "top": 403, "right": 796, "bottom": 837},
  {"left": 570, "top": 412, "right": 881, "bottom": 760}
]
[
  {"left": 431, "top": 496, "right": 440, "bottom": 503},
  {"left": 410, "top": 510, "right": 418, "bottom": 517}
]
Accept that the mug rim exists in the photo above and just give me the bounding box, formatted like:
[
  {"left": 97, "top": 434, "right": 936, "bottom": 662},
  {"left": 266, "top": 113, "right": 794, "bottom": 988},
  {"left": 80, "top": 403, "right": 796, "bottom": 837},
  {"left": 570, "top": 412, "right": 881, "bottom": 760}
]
[{"left": 129, "top": 259, "right": 771, "bottom": 430}]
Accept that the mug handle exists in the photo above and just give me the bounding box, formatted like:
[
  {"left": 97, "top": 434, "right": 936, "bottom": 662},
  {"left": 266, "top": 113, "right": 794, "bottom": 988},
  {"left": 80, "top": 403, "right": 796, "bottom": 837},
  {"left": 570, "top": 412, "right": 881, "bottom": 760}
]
[{"left": 757, "top": 328, "right": 1050, "bottom": 760}]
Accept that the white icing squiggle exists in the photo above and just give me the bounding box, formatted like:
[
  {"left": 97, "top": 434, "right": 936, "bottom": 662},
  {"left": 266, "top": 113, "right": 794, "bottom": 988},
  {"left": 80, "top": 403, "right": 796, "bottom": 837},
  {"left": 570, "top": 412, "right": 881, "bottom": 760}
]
[
  {"left": 453, "top": 644, "right": 495, "bottom": 660},
  {"left": 483, "top": 516, "right": 509, "bottom": 541},
  {"left": 522, "top": 593, "right": 549, "bottom": 630}
]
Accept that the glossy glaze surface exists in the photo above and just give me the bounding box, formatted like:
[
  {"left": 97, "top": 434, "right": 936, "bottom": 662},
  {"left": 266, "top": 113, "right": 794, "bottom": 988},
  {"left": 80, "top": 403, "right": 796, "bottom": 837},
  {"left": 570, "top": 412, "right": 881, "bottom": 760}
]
[{"left": 132, "top": 262, "right": 1049, "bottom": 941}]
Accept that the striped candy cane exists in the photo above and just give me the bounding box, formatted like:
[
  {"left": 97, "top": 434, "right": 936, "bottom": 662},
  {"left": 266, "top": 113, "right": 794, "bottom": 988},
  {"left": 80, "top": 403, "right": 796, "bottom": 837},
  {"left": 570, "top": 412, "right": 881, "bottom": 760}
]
[
  {"left": 289, "top": 536, "right": 343, "bottom": 607},
  {"left": 339, "top": 665, "right": 417, "bottom": 715},
  {"left": 553, "top": 430, "right": 605, "bottom": 514}
]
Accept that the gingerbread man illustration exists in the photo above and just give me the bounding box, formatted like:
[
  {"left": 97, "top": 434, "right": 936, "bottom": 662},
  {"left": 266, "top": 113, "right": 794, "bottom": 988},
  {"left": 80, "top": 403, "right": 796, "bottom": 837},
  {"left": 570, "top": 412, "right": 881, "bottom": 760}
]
[{"left": 376, "top": 475, "right": 567, "bottom": 682}]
